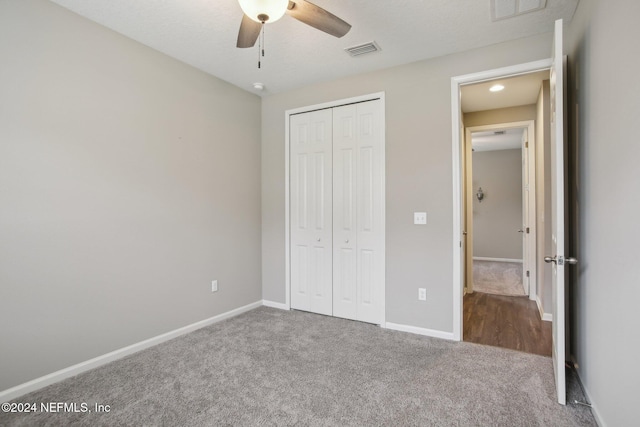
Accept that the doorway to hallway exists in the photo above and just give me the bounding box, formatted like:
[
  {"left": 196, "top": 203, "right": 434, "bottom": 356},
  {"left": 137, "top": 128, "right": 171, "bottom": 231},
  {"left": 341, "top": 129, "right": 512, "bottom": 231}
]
[
  {"left": 463, "top": 118, "right": 547, "bottom": 356},
  {"left": 463, "top": 292, "right": 551, "bottom": 356},
  {"left": 453, "top": 19, "right": 568, "bottom": 406}
]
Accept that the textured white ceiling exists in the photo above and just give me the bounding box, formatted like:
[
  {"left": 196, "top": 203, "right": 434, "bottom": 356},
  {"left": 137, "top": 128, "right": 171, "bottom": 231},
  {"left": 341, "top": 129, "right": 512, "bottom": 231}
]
[
  {"left": 49, "top": 0, "right": 579, "bottom": 96},
  {"left": 462, "top": 70, "right": 550, "bottom": 113}
]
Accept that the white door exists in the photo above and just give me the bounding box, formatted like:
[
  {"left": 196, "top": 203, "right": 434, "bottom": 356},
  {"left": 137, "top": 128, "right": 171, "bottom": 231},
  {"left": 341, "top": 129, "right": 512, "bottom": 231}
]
[
  {"left": 332, "top": 104, "right": 358, "bottom": 319},
  {"left": 521, "top": 129, "right": 530, "bottom": 294},
  {"left": 290, "top": 109, "right": 333, "bottom": 316},
  {"left": 333, "top": 100, "right": 384, "bottom": 324},
  {"left": 548, "top": 19, "right": 569, "bottom": 405}
]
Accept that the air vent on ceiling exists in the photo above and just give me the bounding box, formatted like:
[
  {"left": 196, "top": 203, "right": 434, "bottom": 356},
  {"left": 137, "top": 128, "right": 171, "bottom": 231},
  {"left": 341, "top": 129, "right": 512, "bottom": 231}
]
[
  {"left": 491, "top": 0, "right": 547, "bottom": 21},
  {"left": 345, "top": 41, "right": 381, "bottom": 57},
  {"left": 494, "top": 130, "right": 506, "bottom": 135}
]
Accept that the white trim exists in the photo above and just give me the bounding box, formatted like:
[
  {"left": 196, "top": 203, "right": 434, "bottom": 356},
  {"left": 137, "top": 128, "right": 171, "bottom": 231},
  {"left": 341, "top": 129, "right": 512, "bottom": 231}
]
[
  {"left": 451, "top": 59, "right": 552, "bottom": 341},
  {"left": 284, "top": 109, "right": 291, "bottom": 310},
  {"left": 262, "top": 299, "right": 289, "bottom": 310},
  {"left": 285, "top": 92, "right": 386, "bottom": 325},
  {"left": 473, "top": 257, "right": 523, "bottom": 263},
  {"left": 285, "top": 92, "right": 385, "bottom": 116},
  {"left": 384, "top": 322, "right": 456, "bottom": 341},
  {"left": 451, "top": 76, "right": 463, "bottom": 341},
  {"left": 0, "top": 300, "right": 262, "bottom": 402},
  {"left": 379, "top": 96, "right": 387, "bottom": 327},
  {"left": 571, "top": 360, "right": 606, "bottom": 427},
  {"left": 452, "top": 59, "right": 552, "bottom": 87},
  {"left": 536, "top": 296, "right": 553, "bottom": 322}
]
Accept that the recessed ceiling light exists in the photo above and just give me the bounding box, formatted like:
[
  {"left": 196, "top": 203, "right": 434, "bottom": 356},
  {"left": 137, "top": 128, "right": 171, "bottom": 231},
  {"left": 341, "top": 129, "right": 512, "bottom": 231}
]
[
  {"left": 490, "top": 84, "right": 505, "bottom": 92},
  {"left": 253, "top": 82, "right": 264, "bottom": 91}
]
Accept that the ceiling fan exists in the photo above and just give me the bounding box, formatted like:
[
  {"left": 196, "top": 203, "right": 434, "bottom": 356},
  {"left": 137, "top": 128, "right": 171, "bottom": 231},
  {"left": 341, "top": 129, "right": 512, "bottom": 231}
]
[{"left": 236, "top": 0, "right": 352, "bottom": 48}]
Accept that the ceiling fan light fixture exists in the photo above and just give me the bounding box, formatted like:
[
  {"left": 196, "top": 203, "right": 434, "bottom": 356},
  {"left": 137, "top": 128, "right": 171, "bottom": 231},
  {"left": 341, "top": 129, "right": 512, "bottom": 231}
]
[{"left": 238, "top": 0, "right": 289, "bottom": 23}]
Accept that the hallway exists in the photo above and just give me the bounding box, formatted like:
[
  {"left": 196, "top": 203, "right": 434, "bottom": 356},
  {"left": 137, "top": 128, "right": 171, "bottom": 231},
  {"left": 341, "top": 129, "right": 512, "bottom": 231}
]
[{"left": 463, "top": 292, "right": 551, "bottom": 356}]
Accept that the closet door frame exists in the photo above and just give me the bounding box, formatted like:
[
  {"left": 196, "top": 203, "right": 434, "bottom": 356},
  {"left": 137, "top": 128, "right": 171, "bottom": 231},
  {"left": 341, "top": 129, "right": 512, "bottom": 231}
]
[{"left": 284, "top": 92, "right": 386, "bottom": 326}]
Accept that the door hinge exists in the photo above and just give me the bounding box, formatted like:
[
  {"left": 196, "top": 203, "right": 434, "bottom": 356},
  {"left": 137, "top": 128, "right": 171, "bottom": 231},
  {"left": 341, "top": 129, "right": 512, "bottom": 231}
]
[
  {"left": 526, "top": 227, "right": 530, "bottom": 234},
  {"left": 526, "top": 270, "right": 530, "bottom": 277},
  {"left": 525, "top": 141, "right": 529, "bottom": 148}
]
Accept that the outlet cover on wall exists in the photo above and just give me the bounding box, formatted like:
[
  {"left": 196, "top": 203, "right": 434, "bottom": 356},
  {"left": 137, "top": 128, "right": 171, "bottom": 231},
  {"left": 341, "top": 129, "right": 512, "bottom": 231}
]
[
  {"left": 418, "top": 288, "right": 427, "bottom": 301},
  {"left": 211, "top": 280, "right": 218, "bottom": 292},
  {"left": 414, "top": 212, "right": 427, "bottom": 225}
]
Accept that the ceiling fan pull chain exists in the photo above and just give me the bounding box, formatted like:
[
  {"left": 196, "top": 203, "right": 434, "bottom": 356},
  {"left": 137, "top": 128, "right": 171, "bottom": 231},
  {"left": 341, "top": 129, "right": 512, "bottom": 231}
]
[{"left": 257, "top": 22, "right": 265, "bottom": 69}]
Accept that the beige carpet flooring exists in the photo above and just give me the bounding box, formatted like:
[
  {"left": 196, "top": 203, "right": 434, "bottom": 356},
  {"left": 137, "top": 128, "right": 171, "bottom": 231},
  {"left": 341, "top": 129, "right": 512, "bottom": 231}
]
[{"left": 473, "top": 260, "right": 526, "bottom": 296}]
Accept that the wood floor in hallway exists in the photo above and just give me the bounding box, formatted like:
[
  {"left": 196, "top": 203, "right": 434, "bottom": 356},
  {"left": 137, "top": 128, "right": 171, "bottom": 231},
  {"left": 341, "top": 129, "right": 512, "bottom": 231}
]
[{"left": 463, "top": 292, "right": 552, "bottom": 356}]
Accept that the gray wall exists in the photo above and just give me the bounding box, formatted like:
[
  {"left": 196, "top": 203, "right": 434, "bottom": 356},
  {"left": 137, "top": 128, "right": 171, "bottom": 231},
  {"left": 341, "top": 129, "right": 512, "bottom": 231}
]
[
  {"left": 0, "top": 0, "right": 262, "bottom": 391},
  {"left": 535, "top": 81, "right": 552, "bottom": 316},
  {"left": 471, "top": 149, "right": 523, "bottom": 260},
  {"left": 262, "top": 34, "right": 552, "bottom": 332},
  {"left": 567, "top": 0, "right": 640, "bottom": 425}
]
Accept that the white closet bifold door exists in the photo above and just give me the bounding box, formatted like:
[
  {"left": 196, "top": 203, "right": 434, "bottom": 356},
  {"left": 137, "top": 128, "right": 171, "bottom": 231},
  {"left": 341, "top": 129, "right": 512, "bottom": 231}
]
[
  {"left": 332, "top": 104, "right": 358, "bottom": 320},
  {"left": 333, "top": 100, "right": 384, "bottom": 324},
  {"left": 290, "top": 109, "right": 333, "bottom": 316}
]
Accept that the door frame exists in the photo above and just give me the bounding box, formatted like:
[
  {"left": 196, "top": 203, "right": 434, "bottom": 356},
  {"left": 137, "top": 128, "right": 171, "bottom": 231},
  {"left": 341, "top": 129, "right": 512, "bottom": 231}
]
[
  {"left": 284, "top": 92, "right": 386, "bottom": 325},
  {"left": 464, "top": 121, "right": 537, "bottom": 300},
  {"left": 451, "top": 60, "right": 551, "bottom": 341}
]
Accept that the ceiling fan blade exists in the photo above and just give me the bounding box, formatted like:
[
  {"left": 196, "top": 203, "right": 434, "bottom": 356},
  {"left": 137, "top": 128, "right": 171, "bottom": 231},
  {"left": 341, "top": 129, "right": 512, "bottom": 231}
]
[
  {"left": 237, "top": 14, "right": 262, "bottom": 48},
  {"left": 286, "top": 0, "right": 351, "bottom": 38}
]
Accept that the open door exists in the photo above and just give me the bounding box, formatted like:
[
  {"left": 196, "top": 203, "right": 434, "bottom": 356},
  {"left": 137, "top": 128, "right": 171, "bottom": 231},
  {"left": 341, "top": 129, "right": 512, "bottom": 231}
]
[
  {"left": 521, "top": 128, "right": 530, "bottom": 295},
  {"left": 547, "top": 18, "right": 577, "bottom": 406}
]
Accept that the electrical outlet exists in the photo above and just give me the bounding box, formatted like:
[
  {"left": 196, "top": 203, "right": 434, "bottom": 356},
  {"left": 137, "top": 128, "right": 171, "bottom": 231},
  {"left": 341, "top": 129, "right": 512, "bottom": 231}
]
[
  {"left": 211, "top": 280, "right": 218, "bottom": 292},
  {"left": 414, "top": 212, "right": 427, "bottom": 225},
  {"left": 418, "top": 288, "right": 427, "bottom": 301}
]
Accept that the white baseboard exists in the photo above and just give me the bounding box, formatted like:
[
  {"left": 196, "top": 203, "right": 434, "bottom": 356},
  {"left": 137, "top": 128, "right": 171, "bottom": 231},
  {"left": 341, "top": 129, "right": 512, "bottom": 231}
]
[
  {"left": 384, "top": 322, "right": 456, "bottom": 341},
  {"left": 262, "top": 300, "right": 289, "bottom": 310},
  {"left": 0, "top": 300, "right": 263, "bottom": 402},
  {"left": 536, "top": 296, "right": 553, "bottom": 322},
  {"left": 571, "top": 358, "right": 605, "bottom": 427},
  {"left": 473, "top": 257, "right": 523, "bottom": 263}
]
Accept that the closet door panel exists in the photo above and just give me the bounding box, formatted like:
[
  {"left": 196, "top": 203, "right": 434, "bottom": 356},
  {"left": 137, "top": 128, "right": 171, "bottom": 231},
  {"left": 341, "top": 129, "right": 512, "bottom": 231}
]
[
  {"left": 356, "top": 101, "right": 384, "bottom": 324},
  {"left": 332, "top": 105, "right": 358, "bottom": 320},
  {"left": 290, "top": 110, "right": 333, "bottom": 315}
]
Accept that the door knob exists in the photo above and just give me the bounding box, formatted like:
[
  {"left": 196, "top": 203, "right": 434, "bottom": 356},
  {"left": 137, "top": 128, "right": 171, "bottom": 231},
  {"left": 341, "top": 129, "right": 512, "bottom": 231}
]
[
  {"left": 462, "top": 231, "right": 467, "bottom": 236},
  {"left": 316, "top": 237, "right": 321, "bottom": 242},
  {"left": 544, "top": 256, "right": 579, "bottom": 265},
  {"left": 345, "top": 239, "right": 349, "bottom": 244}
]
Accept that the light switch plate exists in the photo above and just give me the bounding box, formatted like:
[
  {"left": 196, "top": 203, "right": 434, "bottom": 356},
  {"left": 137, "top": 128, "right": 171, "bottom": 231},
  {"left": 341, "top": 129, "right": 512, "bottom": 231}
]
[{"left": 414, "top": 212, "right": 427, "bottom": 225}]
